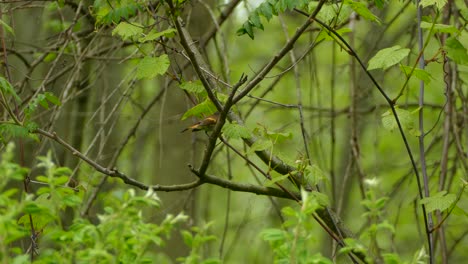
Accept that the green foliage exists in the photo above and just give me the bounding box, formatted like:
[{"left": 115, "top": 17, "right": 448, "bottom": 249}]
[
  {"left": 0, "top": 76, "right": 21, "bottom": 102},
  {"left": 181, "top": 99, "right": 217, "bottom": 120},
  {"left": 0, "top": 148, "right": 230, "bottom": 263},
  {"left": 112, "top": 21, "right": 144, "bottom": 41},
  {"left": 368, "top": 45, "right": 410, "bottom": 71},
  {"left": 238, "top": 0, "right": 382, "bottom": 39},
  {"left": 420, "top": 0, "right": 447, "bottom": 10},
  {"left": 419, "top": 21, "right": 458, "bottom": 34},
  {"left": 180, "top": 80, "right": 207, "bottom": 96},
  {"left": 0, "top": 144, "right": 31, "bottom": 262},
  {"left": 420, "top": 191, "right": 456, "bottom": 213},
  {"left": 261, "top": 189, "right": 332, "bottom": 263},
  {"left": 344, "top": 0, "right": 381, "bottom": 24},
  {"left": 0, "top": 123, "right": 39, "bottom": 142},
  {"left": 93, "top": 0, "right": 143, "bottom": 26},
  {"left": 0, "top": 18, "right": 15, "bottom": 36},
  {"left": 444, "top": 36, "right": 468, "bottom": 65},
  {"left": 381, "top": 107, "right": 421, "bottom": 137},
  {"left": 139, "top": 28, "right": 177, "bottom": 42},
  {"left": 236, "top": 0, "right": 307, "bottom": 39},
  {"left": 221, "top": 123, "right": 251, "bottom": 139},
  {"left": 135, "top": 55, "right": 170, "bottom": 80},
  {"left": 178, "top": 223, "right": 220, "bottom": 264},
  {"left": 399, "top": 65, "right": 433, "bottom": 84}
]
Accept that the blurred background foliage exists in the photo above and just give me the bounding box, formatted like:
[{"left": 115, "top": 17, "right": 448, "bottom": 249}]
[{"left": 1, "top": 0, "right": 467, "bottom": 263}]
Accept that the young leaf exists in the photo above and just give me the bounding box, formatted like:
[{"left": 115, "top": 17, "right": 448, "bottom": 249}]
[
  {"left": 420, "top": 0, "right": 447, "bottom": 10},
  {"left": 420, "top": 21, "right": 458, "bottom": 34},
  {"left": 222, "top": 123, "right": 251, "bottom": 139},
  {"left": 180, "top": 80, "right": 206, "bottom": 94},
  {"left": 112, "top": 22, "right": 143, "bottom": 41},
  {"left": 248, "top": 139, "right": 273, "bottom": 153},
  {"left": 264, "top": 174, "right": 291, "bottom": 187},
  {"left": 135, "top": 55, "right": 170, "bottom": 80},
  {"left": 381, "top": 107, "right": 421, "bottom": 136},
  {"left": 44, "top": 92, "right": 61, "bottom": 106},
  {"left": 0, "top": 77, "right": 21, "bottom": 102},
  {"left": 181, "top": 99, "right": 217, "bottom": 120},
  {"left": 420, "top": 191, "right": 456, "bottom": 213},
  {"left": 0, "top": 19, "right": 15, "bottom": 36},
  {"left": 444, "top": 37, "right": 468, "bottom": 65},
  {"left": 139, "top": 28, "right": 177, "bottom": 42},
  {"left": 345, "top": 0, "right": 381, "bottom": 24},
  {"left": 400, "top": 65, "right": 433, "bottom": 84},
  {"left": 368, "top": 45, "right": 410, "bottom": 70}
]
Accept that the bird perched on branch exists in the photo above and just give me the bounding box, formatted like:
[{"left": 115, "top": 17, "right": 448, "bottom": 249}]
[{"left": 181, "top": 112, "right": 220, "bottom": 133}]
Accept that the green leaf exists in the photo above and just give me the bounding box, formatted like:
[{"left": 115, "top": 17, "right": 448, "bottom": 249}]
[
  {"left": 400, "top": 65, "right": 433, "bottom": 84},
  {"left": 0, "top": 123, "right": 36, "bottom": 141},
  {"left": 264, "top": 174, "right": 291, "bottom": 187},
  {"left": 0, "top": 77, "right": 21, "bottom": 102},
  {"left": 445, "top": 37, "right": 468, "bottom": 65},
  {"left": 420, "top": 191, "right": 456, "bottom": 213},
  {"left": 0, "top": 19, "right": 15, "bottom": 36},
  {"left": 368, "top": 45, "right": 410, "bottom": 70},
  {"left": 420, "top": 0, "right": 447, "bottom": 10},
  {"left": 258, "top": 2, "right": 274, "bottom": 21},
  {"left": 180, "top": 80, "right": 206, "bottom": 94},
  {"left": 345, "top": 0, "right": 381, "bottom": 24},
  {"left": 181, "top": 99, "right": 217, "bottom": 120},
  {"left": 112, "top": 22, "right": 143, "bottom": 41},
  {"left": 261, "top": 228, "right": 286, "bottom": 242},
  {"left": 249, "top": 13, "right": 263, "bottom": 30},
  {"left": 242, "top": 21, "right": 254, "bottom": 39},
  {"left": 44, "top": 52, "right": 57, "bottom": 62},
  {"left": 248, "top": 139, "right": 273, "bottom": 153},
  {"left": 135, "top": 55, "right": 170, "bottom": 80},
  {"left": 138, "top": 28, "right": 177, "bottom": 42},
  {"left": 221, "top": 123, "right": 251, "bottom": 139},
  {"left": 44, "top": 92, "right": 61, "bottom": 106},
  {"left": 381, "top": 107, "right": 421, "bottom": 136},
  {"left": 420, "top": 21, "right": 458, "bottom": 34}
]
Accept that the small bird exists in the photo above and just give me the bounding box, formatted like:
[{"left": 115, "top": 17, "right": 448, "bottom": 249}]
[{"left": 181, "top": 112, "right": 220, "bottom": 133}]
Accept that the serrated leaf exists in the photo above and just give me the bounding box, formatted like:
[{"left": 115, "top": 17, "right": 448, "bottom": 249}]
[
  {"left": 345, "top": 0, "right": 381, "bottom": 24},
  {"left": 420, "top": 191, "right": 456, "bottom": 212},
  {"left": 265, "top": 130, "right": 292, "bottom": 143},
  {"left": 180, "top": 80, "right": 206, "bottom": 94},
  {"left": 381, "top": 107, "right": 420, "bottom": 136},
  {"left": 400, "top": 65, "right": 433, "bottom": 84},
  {"left": 259, "top": 3, "right": 274, "bottom": 21},
  {"left": 249, "top": 139, "right": 273, "bottom": 153},
  {"left": 112, "top": 22, "right": 143, "bottom": 41},
  {"left": 222, "top": 123, "right": 251, "bottom": 139},
  {"left": 420, "top": 0, "right": 447, "bottom": 10},
  {"left": 243, "top": 21, "right": 254, "bottom": 39},
  {"left": 420, "top": 21, "right": 458, "bottom": 34},
  {"left": 181, "top": 99, "right": 217, "bottom": 120},
  {"left": 0, "top": 77, "right": 21, "bottom": 102},
  {"left": 138, "top": 28, "right": 177, "bottom": 42},
  {"left": 249, "top": 13, "right": 263, "bottom": 30},
  {"left": 135, "top": 55, "right": 170, "bottom": 80},
  {"left": 368, "top": 45, "right": 410, "bottom": 70},
  {"left": 445, "top": 37, "right": 468, "bottom": 65},
  {"left": 311, "top": 191, "right": 330, "bottom": 208}
]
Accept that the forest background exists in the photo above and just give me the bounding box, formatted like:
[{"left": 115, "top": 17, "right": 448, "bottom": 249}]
[{"left": 0, "top": 0, "right": 467, "bottom": 263}]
